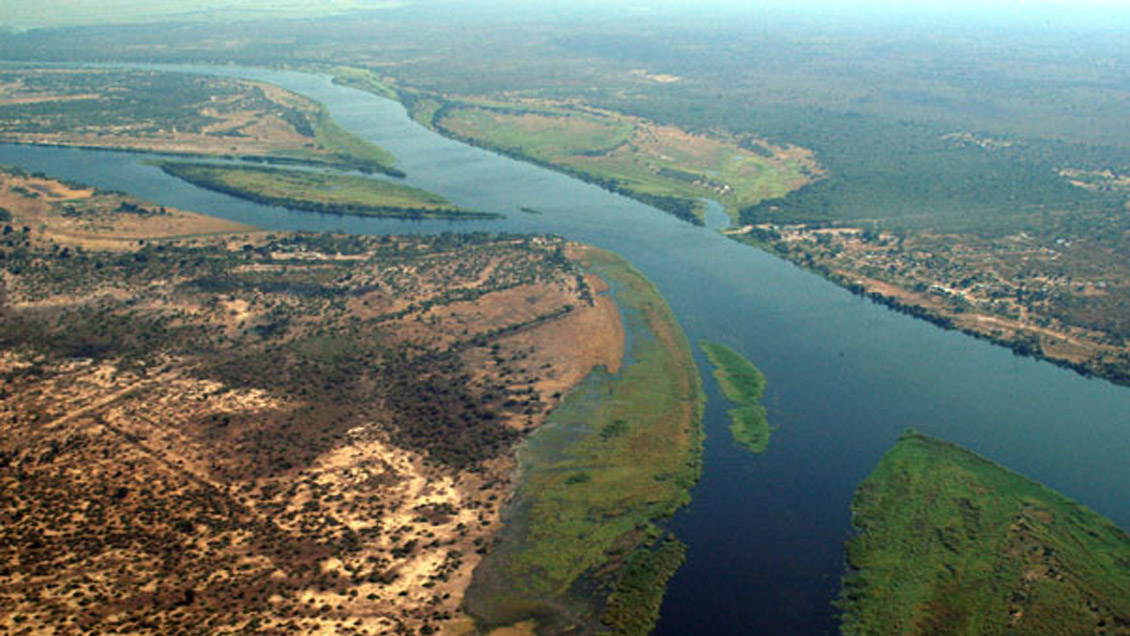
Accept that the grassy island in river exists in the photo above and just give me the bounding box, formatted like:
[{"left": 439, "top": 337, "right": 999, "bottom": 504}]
[
  {"left": 700, "top": 341, "right": 771, "bottom": 454},
  {"left": 841, "top": 430, "right": 1130, "bottom": 636},
  {"left": 417, "top": 97, "right": 817, "bottom": 225},
  {"left": 464, "top": 246, "right": 704, "bottom": 636},
  {"left": 155, "top": 161, "right": 498, "bottom": 219}
]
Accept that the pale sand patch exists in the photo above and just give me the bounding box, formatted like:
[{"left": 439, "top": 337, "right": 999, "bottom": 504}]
[{"left": 0, "top": 171, "right": 255, "bottom": 248}]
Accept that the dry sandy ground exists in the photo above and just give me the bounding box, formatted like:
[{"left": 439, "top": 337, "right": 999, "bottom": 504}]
[
  {"left": 0, "top": 171, "right": 253, "bottom": 250},
  {"left": 0, "top": 171, "right": 626, "bottom": 636}
]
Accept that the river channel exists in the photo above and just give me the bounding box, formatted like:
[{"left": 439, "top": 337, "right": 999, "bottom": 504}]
[{"left": 2, "top": 66, "right": 1129, "bottom": 635}]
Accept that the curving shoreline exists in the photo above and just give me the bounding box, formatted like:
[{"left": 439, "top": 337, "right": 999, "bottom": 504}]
[{"left": 464, "top": 245, "right": 705, "bottom": 636}]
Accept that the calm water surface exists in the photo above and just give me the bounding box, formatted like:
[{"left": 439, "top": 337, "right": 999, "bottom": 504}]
[{"left": 2, "top": 66, "right": 1129, "bottom": 636}]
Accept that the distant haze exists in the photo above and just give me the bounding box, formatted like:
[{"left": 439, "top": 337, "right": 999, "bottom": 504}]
[{"left": 1, "top": 0, "right": 1127, "bottom": 30}]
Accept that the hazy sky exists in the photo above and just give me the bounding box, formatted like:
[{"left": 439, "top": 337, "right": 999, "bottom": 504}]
[
  {"left": 557, "top": 0, "right": 1130, "bottom": 30},
  {"left": 2, "top": 0, "right": 1126, "bottom": 30}
]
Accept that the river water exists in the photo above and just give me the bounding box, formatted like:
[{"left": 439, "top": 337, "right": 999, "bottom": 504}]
[{"left": 2, "top": 66, "right": 1129, "bottom": 635}]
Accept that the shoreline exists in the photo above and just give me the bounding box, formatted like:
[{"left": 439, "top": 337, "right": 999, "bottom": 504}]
[
  {"left": 730, "top": 233, "right": 1130, "bottom": 388},
  {"left": 464, "top": 245, "right": 705, "bottom": 636}
]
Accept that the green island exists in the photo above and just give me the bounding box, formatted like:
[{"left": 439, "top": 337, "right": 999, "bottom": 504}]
[
  {"left": 244, "top": 101, "right": 404, "bottom": 177},
  {"left": 154, "top": 161, "right": 498, "bottom": 220},
  {"left": 303, "top": 107, "right": 403, "bottom": 176},
  {"left": 328, "top": 65, "right": 400, "bottom": 101},
  {"left": 415, "top": 97, "right": 816, "bottom": 225},
  {"left": 700, "top": 341, "right": 771, "bottom": 454},
  {"left": 464, "top": 247, "right": 704, "bottom": 636},
  {"left": 841, "top": 430, "right": 1130, "bottom": 636}
]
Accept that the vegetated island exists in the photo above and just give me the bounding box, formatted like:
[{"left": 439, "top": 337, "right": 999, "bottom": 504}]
[
  {"left": 154, "top": 161, "right": 498, "bottom": 220},
  {"left": 464, "top": 247, "right": 705, "bottom": 636},
  {"left": 0, "top": 165, "right": 635, "bottom": 635},
  {"left": 0, "top": 67, "right": 403, "bottom": 177},
  {"left": 700, "top": 340, "right": 771, "bottom": 454},
  {"left": 367, "top": 77, "right": 818, "bottom": 226},
  {"left": 841, "top": 430, "right": 1130, "bottom": 636}
]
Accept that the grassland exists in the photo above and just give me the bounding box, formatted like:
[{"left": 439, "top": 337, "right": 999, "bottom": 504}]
[
  {"left": 700, "top": 341, "right": 771, "bottom": 454},
  {"left": 0, "top": 166, "right": 627, "bottom": 635},
  {"left": 464, "top": 246, "right": 704, "bottom": 635},
  {"left": 306, "top": 107, "right": 401, "bottom": 175},
  {"left": 428, "top": 99, "right": 817, "bottom": 225},
  {"left": 330, "top": 65, "right": 399, "bottom": 101},
  {"left": 841, "top": 430, "right": 1130, "bottom": 636},
  {"left": 155, "top": 161, "right": 495, "bottom": 219}
]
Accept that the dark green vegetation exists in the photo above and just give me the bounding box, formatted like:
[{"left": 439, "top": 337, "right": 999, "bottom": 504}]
[
  {"left": 465, "top": 248, "right": 704, "bottom": 635},
  {"left": 602, "top": 537, "right": 687, "bottom": 636},
  {"left": 700, "top": 341, "right": 771, "bottom": 454},
  {"left": 155, "top": 161, "right": 494, "bottom": 219},
  {"left": 735, "top": 122, "right": 1123, "bottom": 235},
  {"left": 842, "top": 431, "right": 1130, "bottom": 635}
]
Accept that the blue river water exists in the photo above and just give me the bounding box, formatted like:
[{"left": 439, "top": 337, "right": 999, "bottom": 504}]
[{"left": 2, "top": 66, "right": 1128, "bottom": 635}]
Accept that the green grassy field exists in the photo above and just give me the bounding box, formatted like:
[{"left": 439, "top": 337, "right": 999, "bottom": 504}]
[
  {"left": 155, "top": 161, "right": 496, "bottom": 219},
  {"left": 431, "top": 101, "right": 813, "bottom": 224},
  {"left": 700, "top": 341, "right": 771, "bottom": 454},
  {"left": 329, "top": 66, "right": 398, "bottom": 100},
  {"left": 841, "top": 430, "right": 1130, "bottom": 636},
  {"left": 271, "top": 106, "right": 402, "bottom": 176},
  {"left": 308, "top": 108, "right": 398, "bottom": 171},
  {"left": 439, "top": 106, "right": 633, "bottom": 161},
  {"left": 463, "top": 247, "right": 704, "bottom": 635}
]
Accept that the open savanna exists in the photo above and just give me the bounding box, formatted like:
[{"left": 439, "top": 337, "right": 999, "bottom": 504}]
[
  {"left": 0, "top": 168, "right": 629, "bottom": 636},
  {"left": 0, "top": 68, "right": 400, "bottom": 175},
  {"left": 155, "top": 162, "right": 492, "bottom": 219},
  {"left": 431, "top": 99, "right": 818, "bottom": 224},
  {"left": 464, "top": 246, "right": 704, "bottom": 636},
  {"left": 0, "top": 166, "right": 251, "bottom": 250},
  {"left": 842, "top": 431, "right": 1130, "bottom": 636}
]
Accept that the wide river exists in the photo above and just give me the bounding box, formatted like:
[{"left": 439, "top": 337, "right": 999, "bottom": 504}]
[{"left": 3, "top": 66, "right": 1129, "bottom": 635}]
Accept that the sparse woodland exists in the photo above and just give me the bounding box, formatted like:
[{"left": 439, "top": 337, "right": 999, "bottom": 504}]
[{"left": 0, "top": 171, "right": 608, "bottom": 635}]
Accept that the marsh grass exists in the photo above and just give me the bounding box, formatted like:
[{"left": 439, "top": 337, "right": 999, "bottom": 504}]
[
  {"left": 464, "top": 248, "right": 704, "bottom": 634},
  {"left": 155, "top": 161, "right": 497, "bottom": 219},
  {"left": 841, "top": 430, "right": 1130, "bottom": 635},
  {"left": 700, "top": 340, "right": 771, "bottom": 454}
]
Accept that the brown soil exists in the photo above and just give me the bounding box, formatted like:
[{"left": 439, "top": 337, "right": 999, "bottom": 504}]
[
  {"left": 0, "top": 171, "right": 626, "bottom": 636},
  {"left": 0, "top": 171, "right": 254, "bottom": 250}
]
